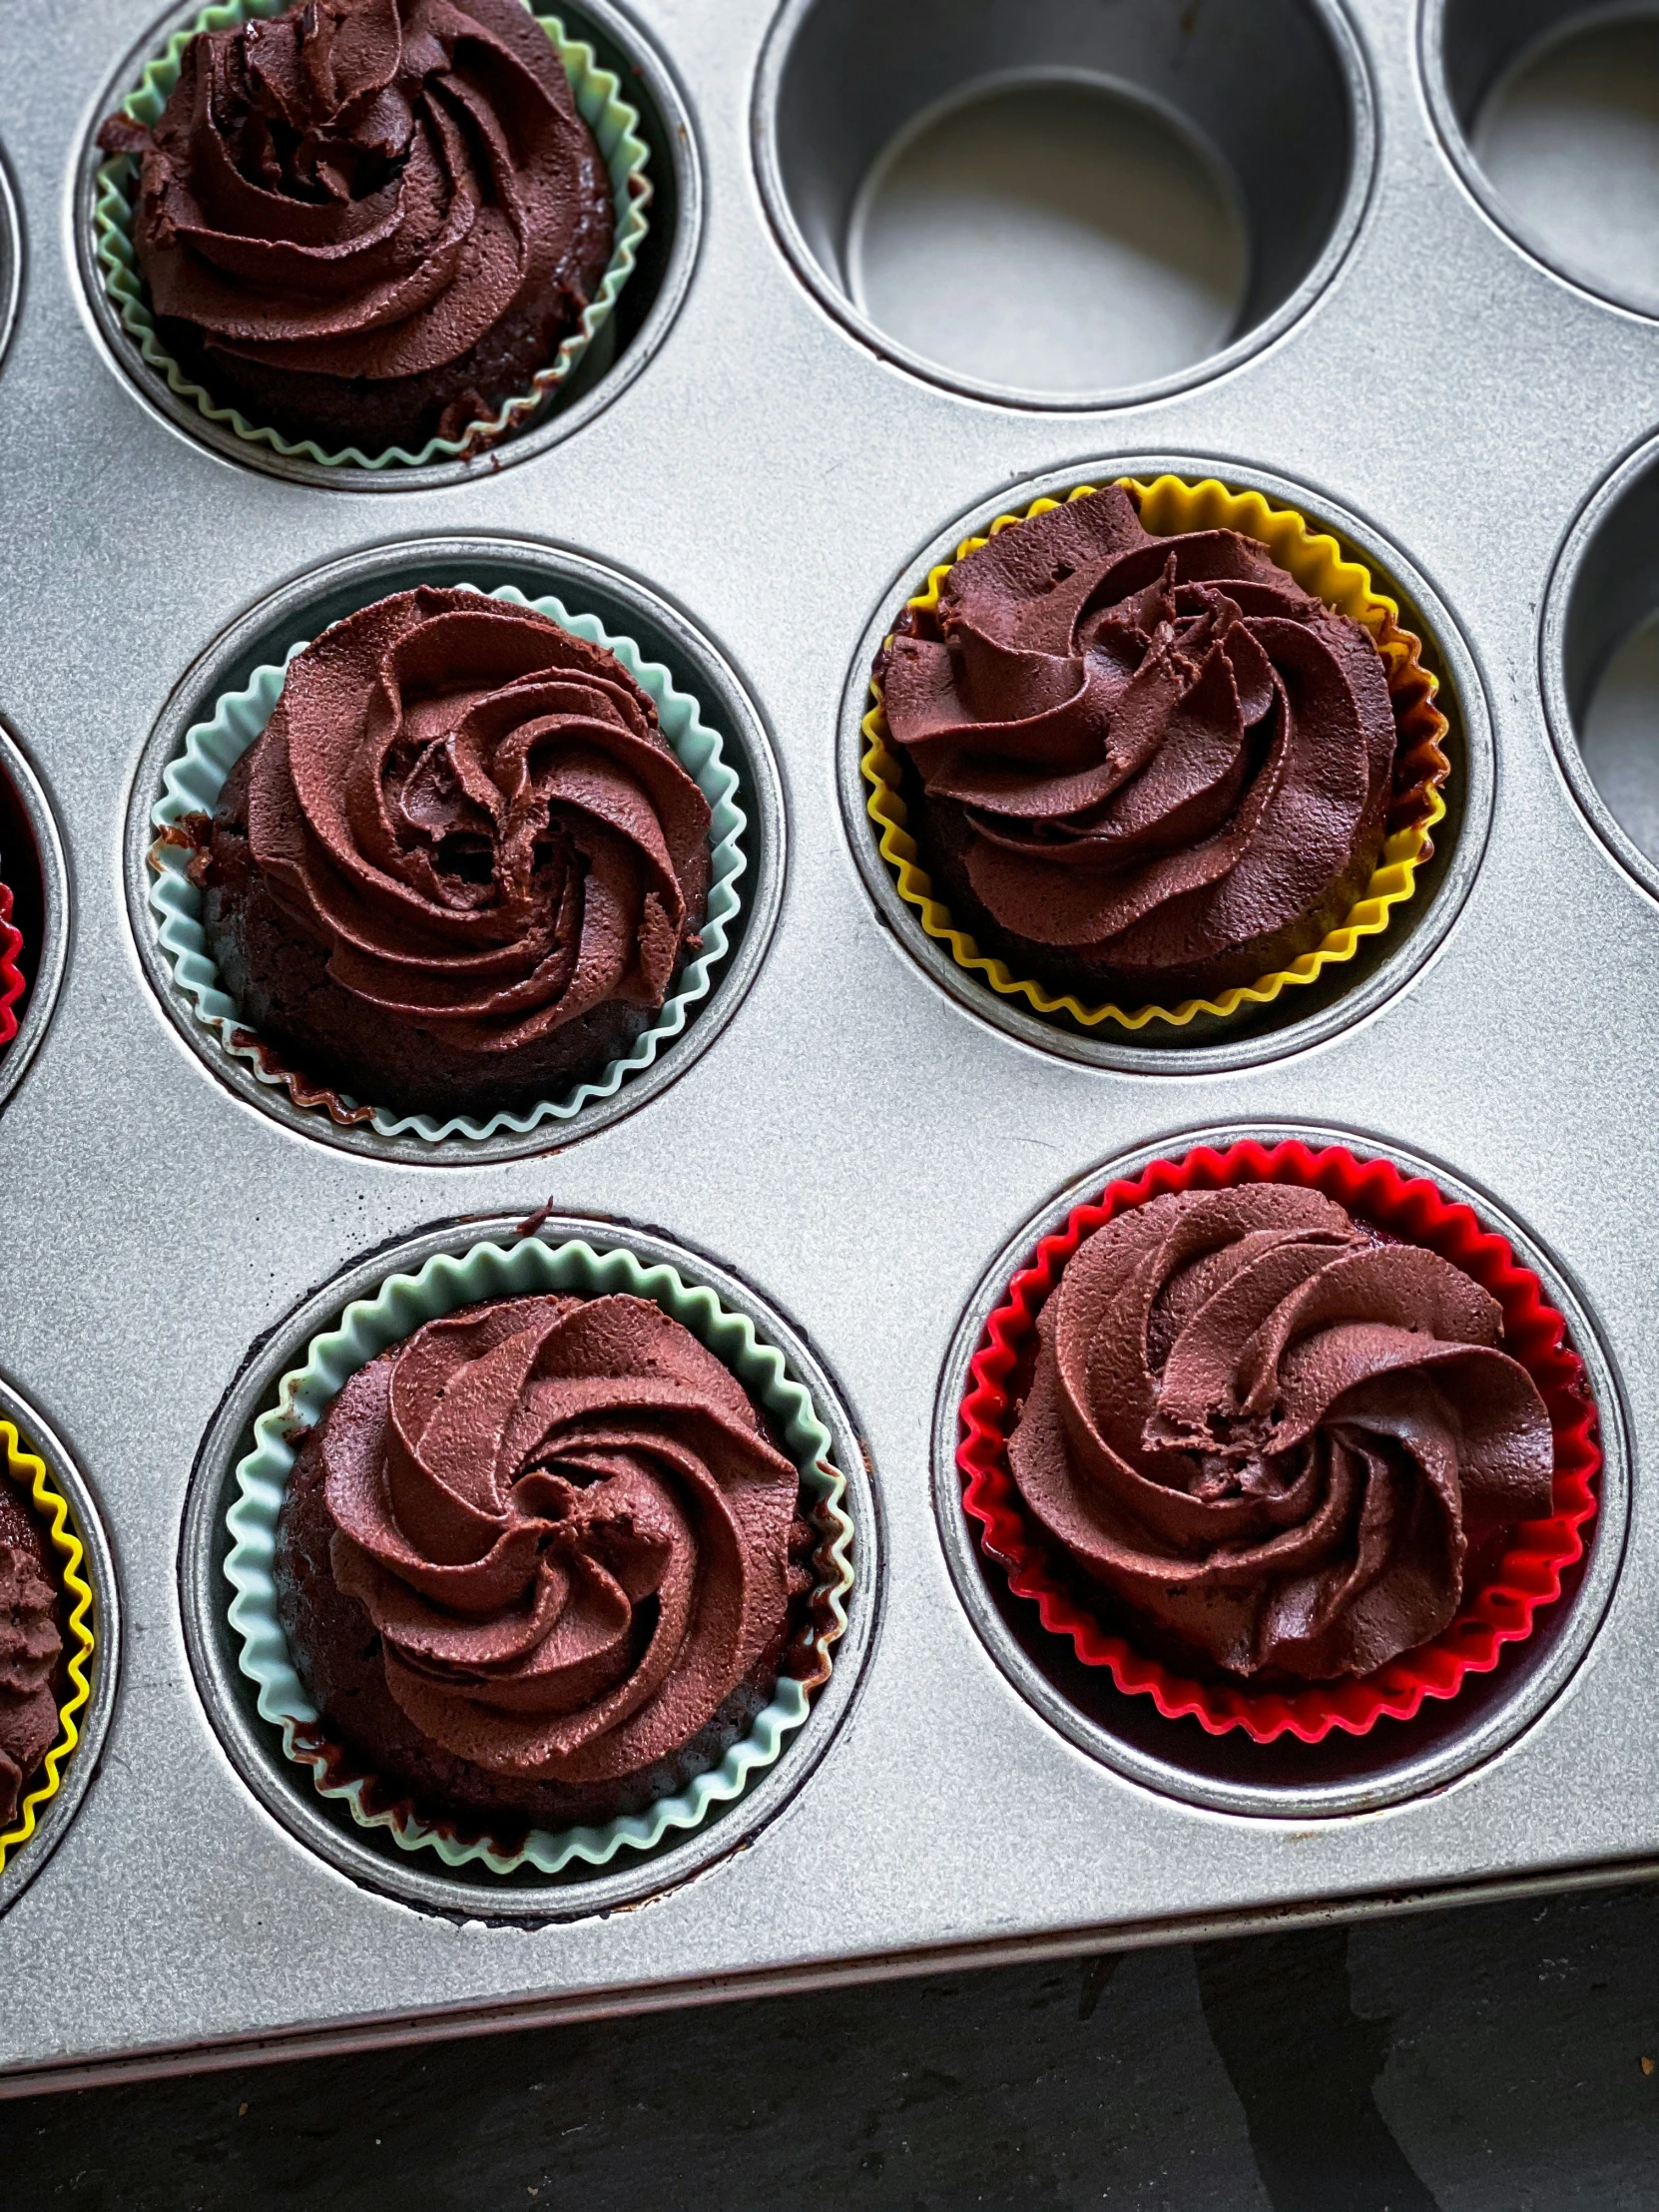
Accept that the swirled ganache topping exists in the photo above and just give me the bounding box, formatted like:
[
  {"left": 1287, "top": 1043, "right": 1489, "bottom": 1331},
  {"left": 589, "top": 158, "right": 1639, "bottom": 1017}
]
[
  {"left": 100, "top": 0, "right": 614, "bottom": 447},
  {"left": 0, "top": 1529, "right": 63, "bottom": 1828},
  {"left": 201, "top": 587, "right": 711, "bottom": 1110},
  {"left": 877, "top": 487, "right": 1403, "bottom": 999},
  {"left": 313, "top": 1295, "right": 806, "bottom": 1785},
  {"left": 1007, "top": 1186, "right": 1557, "bottom": 1681}
]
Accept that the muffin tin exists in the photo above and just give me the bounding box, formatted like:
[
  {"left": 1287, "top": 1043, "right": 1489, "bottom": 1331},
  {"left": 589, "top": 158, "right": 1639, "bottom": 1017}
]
[{"left": 5, "top": 0, "right": 1659, "bottom": 2092}]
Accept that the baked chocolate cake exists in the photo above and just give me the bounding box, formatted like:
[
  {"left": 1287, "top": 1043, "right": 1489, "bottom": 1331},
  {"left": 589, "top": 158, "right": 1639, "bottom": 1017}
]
[
  {"left": 275, "top": 1293, "right": 817, "bottom": 1828},
  {"left": 0, "top": 1481, "right": 65, "bottom": 1830},
  {"left": 99, "top": 0, "right": 614, "bottom": 451},
  {"left": 875, "top": 484, "right": 1404, "bottom": 1006},
  {"left": 198, "top": 586, "right": 711, "bottom": 1120},
  {"left": 1006, "top": 1184, "right": 1556, "bottom": 1682}
]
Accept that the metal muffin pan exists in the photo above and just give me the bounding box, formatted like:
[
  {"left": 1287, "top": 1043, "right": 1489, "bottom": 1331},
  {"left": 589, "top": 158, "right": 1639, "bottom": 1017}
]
[{"left": 7, "top": 0, "right": 1659, "bottom": 2092}]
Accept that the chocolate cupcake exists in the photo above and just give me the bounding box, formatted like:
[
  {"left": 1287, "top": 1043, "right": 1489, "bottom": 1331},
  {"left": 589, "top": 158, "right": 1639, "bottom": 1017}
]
[
  {"left": 870, "top": 480, "right": 1447, "bottom": 1016},
  {"left": 0, "top": 1476, "right": 67, "bottom": 1835},
  {"left": 195, "top": 586, "right": 713, "bottom": 1120},
  {"left": 98, "top": 0, "right": 619, "bottom": 454},
  {"left": 274, "top": 1291, "right": 818, "bottom": 1828},
  {"left": 1004, "top": 1182, "right": 1557, "bottom": 1685}
]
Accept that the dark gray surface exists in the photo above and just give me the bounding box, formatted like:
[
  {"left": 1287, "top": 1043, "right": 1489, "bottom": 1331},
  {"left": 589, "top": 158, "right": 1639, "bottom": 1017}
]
[{"left": 9, "top": 1883, "right": 1659, "bottom": 2209}]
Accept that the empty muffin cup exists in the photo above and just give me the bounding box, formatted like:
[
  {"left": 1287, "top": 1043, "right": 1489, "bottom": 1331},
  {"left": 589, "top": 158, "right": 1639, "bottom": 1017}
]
[
  {"left": 955, "top": 1138, "right": 1601, "bottom": 1744},
  {"left": 862, "top": 474, "right": 1450, "bottom": 1034},
  {"left": 756, "top": 0, "right": 1373, "bottom": 406},
  {"left": 92, "top": 0, "right": 651, "bottom": 470}
]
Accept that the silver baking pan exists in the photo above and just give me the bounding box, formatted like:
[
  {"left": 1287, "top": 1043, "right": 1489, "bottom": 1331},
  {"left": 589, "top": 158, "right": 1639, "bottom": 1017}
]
[{"left": 6, "top": 0, "right": 1659, "bottom": 2095}]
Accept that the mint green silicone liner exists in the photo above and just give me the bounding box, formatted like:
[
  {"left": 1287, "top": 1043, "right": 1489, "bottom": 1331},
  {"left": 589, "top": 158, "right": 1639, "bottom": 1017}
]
[
  {"left": 148, "top": 583, "right": 746, "bottom": 1144},
  {"left": 93, "top": 1, "right": 651, "bottom": 470},
  {"left": 224, "top": 1233, "right": 856, "bottom": 1879}
]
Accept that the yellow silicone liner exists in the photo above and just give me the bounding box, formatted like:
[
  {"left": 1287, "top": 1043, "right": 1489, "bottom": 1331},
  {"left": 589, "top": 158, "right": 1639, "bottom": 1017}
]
[
  {"left": 0, "top": 1420, "right": 96, "bottom": 1874},
  {"left": 860, "top": 475, "right": 1452, "bottom": 1031}
]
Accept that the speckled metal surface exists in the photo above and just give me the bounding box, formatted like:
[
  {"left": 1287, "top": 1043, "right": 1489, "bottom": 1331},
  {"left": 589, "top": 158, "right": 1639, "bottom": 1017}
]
[{"left": 3, "top": 0, "right": 1658, "bottom": 2095}]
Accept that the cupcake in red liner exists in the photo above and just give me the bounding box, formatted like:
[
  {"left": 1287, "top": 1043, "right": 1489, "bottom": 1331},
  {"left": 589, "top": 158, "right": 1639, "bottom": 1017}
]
[
  {"left": 957, "top": 1141, "right": 1601, "bottom": 1742},
  {"left": 0, "top": 879, "right": 23, "bottom": 1046}
]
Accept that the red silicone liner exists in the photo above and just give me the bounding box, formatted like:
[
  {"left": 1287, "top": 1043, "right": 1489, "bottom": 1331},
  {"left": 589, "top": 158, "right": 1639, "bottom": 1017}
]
[
  {"left": 0, "top": 881, "right": 23, "bottom": 1047},
  {"left": 956, "top": 1141, "right": 1603, "bottom": 1743}
]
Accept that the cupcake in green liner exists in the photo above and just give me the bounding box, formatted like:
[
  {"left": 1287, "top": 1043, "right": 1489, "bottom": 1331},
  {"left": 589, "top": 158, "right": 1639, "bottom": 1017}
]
[
  {"left": 149, "top": 582, "right": 746, "bottom": 1143},
  {"left": 225, "top": 1233, "right": 855, "bottom": 1877},
  {"left": 94, "top": 0, "right": 651, "bottom": 468}
]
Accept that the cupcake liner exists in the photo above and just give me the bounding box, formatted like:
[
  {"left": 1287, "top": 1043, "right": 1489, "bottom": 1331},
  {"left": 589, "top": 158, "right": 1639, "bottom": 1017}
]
[
  {"left": 93, "top": 1, "right": 652, "bottom": 471},
  {"left": 862, "top": 475, "right": 1452, "bottom": 1032},
  {"left": 957, "top": 1140, "right": 1601, "bottom": 1744},
  {"left": 147, "top": 583, "right": 747, "bottom": 1144},
  {"left": 0, "top": 879, "right": 22, "bottom": 1047},
  {"left": 0, "top": 1421, "right": 98, "bottom": 1875},
  {"left": 225, "top": 1233, "right": 856, "bottom": 1878}
]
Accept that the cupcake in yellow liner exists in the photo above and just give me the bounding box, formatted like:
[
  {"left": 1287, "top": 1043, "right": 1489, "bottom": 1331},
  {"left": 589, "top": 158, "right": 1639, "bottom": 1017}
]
[
  {"left": 862, "top": 476, "right": 1451, "bottom": 1032},
  {"left": 0, "top": 1420, "right": 95, "bottom": 1875}
]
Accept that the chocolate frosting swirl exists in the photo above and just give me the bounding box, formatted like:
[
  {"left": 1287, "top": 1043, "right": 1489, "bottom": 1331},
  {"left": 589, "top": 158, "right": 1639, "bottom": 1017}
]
[
  {"left": 319, "top": 1294, "right": 804, "bottom": 1783},
  {"left": 240, "top": 586, "right": 710, "bottom": 1054},
  {"left": 1007, "top": 1187, "right": 1556, "bottom": 1680},
  {"left": 105, "top": 0, "right": 610, "bottom": 436},
  {"left": 0, "top": 1541, "right": 63, "bottom": 1827},
  {"left": 880, "top": 486, "right": 1400, "bottom": 995}
]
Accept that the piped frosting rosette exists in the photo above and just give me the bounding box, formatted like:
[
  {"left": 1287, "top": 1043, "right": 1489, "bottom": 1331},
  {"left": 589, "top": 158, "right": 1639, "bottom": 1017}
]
[
  {"left": 92, "top": 0, "right": 651, "bottom": 470},
  {"left": 956, "top": 1142, "right": 1600, "bottom": 1742},
  {"left": 226, "top": 1232, "right": 855, "bottom": 1876},
  {"left": 0, "top": 879, "right": 21, "bottom": 1046},
  {"left": 0, "top": 1422, "right": 97, "bottom": 1875},
  {"left": 863, "top": 476, "right": 1451, "bottom": 1031},
  {"left": 147, "top": 582, "right": 746, "bottom": 1143}
]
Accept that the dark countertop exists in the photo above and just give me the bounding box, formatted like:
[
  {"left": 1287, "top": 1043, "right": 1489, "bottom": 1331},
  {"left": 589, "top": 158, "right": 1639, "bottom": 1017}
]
[{"left": 7, "top": 1877, "right": 1659, "bottom": 2209}]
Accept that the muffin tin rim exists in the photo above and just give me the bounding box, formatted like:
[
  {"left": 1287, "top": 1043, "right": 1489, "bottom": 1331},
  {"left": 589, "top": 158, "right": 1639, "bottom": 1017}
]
[
  {"left": 929, "top": 1117, "right": 1631, "bottom": 1822},
  {"left": 0, "top": 1372, "right": 123, "bottom": 1924},
  {"left": 834, "top": 451, "right": 1496, "bottom": 1077},
  {"left": 1539, "top": 424, "right": 1659, "bottom": 908},
  {"left": 0, "top": 719, "right": 71, "bottom": 1119},
  {"left": 176, "top": 1209, "right": 882, "bottom": 1924},
  {"left": 14, "top": 0, "right": 1659, "bottom": 2089},
  {"left": 0, "top": 144, "right": 21, "bottom": 374},
  {"left": 68, "top": 0, "right": 705, "bottom": 491},
  {"left": 750, "top": 0, "right": 1380, "bottom": 413},
  {"left": 119, "top": 532, "right": 788, "bottom": 1166},
  {"left": 1417, "top": 0, "right": 1659, "bottom": 326}
]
